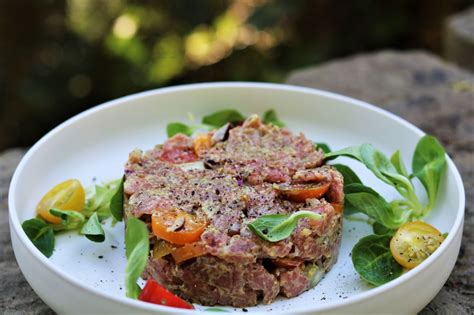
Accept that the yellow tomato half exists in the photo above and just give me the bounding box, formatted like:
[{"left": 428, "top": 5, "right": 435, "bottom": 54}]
[
  {"left": 390, "top": 221, "right": 444, "bottom": 269},
  {"left": 36, "top": 179, "right": 85, "bottom": 224}
]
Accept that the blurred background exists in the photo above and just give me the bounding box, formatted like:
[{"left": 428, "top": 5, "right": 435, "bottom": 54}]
[{"left": 0, "top": 0, "right": 472, "bottom": 151}]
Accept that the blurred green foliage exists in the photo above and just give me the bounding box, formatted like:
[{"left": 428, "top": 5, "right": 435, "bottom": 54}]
[{"left": 0, "top": 0, "right": 471, "bottom": 150}]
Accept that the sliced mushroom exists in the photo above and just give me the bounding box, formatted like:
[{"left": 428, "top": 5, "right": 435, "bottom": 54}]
[
  {"left": 203, "top": 158, "right": 219, "bottom": 169},
  {"left": 228, "top": 222, "right": 241, "bottom": 236},
  {"left": 211, "top": 123, "right": 231, "bottom": 144},
  {"left": 166, "top": 216, "right": 185, "bottom": 232}
]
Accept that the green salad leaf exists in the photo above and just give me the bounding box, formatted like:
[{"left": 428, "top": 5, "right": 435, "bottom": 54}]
[
  {"left": 324, "top": 143, "right": 366, "bottom": 161},
  {"left": 83, "top": 180, "right": 122, "bottom": 221},
  {"left": 327, "top": 144, "right": 405, "bottom": 188},
  {"left": 325, "top": 142, "right": 427, "bottom": 217},
  {"left": 80, "top": 212, "right": 105, "bottom": 242},
  {"left": 333, "top": 164, "right": 362, "bottom": 215},
  {"left": 167, "top": 122, "right": 193, "bottom": 137},
  {"left": 262, "top": 109, "right": 285, "bottom": 127},
  {"left": 345, "top": 183, "right": 410, "bottom": 229},
  {"left": 352, "top": 234, "right": 403, "bottom": 286},
  {"left": 110, "top": 176, "right": 124, "bottom": 221},
  {"left": 358, "top": 144, "right": 398, "bottom": 185},
  {"left": 49, "top": 208, "right": 86, "bottom": 230},
  {"left": 333, "top": 164, "right": 362, "bottom": 186},
  {"left": 125, "top": 218, "right": 150, "bottom": 299},
  {"left": 412, "top": 135, "right": 447, "bottom": 212},
  {"left": 390, "top": 150, "right": 409, "bottom": 178},
  {"left": 166, "top": 109, "right": 246, "bottom": 138},
  {"left": 22, "top": 218, "right": 55, "bottom": 257},
  {"left": 248, "top": 210, "right": 322, "bottom": 242},
  {"left": 202, "top": 109, "right": 245, "bottom": 127},
  {"left": 315, "top": 143, "right": 331, "bottom": 154},
  {"left": 372, "top": 221, "right": 396, "bottom": 235}
]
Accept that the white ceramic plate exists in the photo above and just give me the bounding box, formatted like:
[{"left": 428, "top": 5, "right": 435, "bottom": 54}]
[{"left": 9, "top": 83, "right": 464, "bottom": 314}]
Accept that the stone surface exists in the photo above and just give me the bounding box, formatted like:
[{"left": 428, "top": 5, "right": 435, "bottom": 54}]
[
  {"left": 0, "top": 148, "right": 54, "bottom": 314},
  {"left": 288, "top": 50, "right": 473, "bottom": 314},
  {"left": 1, "top": 50, "right": 473, "bottom": 314},
  {"left": 444, "top": 6, "right": 474, "bottom": 71}
]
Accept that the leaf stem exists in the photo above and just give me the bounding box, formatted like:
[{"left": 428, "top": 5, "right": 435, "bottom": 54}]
[{"left": 271, "top": 210, "right": 322, "bottom": 232}]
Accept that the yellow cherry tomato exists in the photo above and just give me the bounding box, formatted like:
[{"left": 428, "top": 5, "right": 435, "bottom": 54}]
[
  {"left": 36, "top": 179, "right": 86, "bottom": 224},
  {"left": 390, "top": 221, "right": 444, "bottom": 269}
]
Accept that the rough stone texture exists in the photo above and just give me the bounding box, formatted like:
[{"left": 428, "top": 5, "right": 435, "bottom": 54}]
[
  {"left": 0, "top": 148, "right": 54, "bottom": 314},
  {"left": 1, "top": 50, "right": 472, "bottom": 313},
  {"left": 288, "top": 50, "right": 473, "bottom": 314},
  {"left": 444, "top": 6, "right": 474, "bottom": 71}
]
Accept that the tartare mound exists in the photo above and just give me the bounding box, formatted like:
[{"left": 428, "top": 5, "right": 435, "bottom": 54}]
[{"left": 124, "top": 115, "right": 343, "bottom": 307}]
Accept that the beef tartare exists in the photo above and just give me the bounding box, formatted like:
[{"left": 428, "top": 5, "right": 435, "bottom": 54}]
[{"left": 123, "top": 115, "right": 343, "bottom": 307}]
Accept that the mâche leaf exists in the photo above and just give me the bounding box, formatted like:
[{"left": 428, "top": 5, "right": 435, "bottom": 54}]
[
  {"left": 359, "top": 145, "right": 399, "bottom": 186},
  {"left": 22, "top": 218, "right": 55, "bottom": 257},
  {"left": 359, "top": 147, "right": 416, "bottom": 205},
  {"left": 110, "top": 176, "right": 124, "bottom": 221},
  {"left": 379, "top": 170, "right": 419, "bottom": 206},
  {"left": 167, "top": 122, "right": 215, "bottom": 138},
  {"left": 333, "top": 164, "right": 362, "bottom": 216},
  {"left": 80, "top": 212, "right": 105, "bottom": 242},
  {"left": 324, "top": 143, "right": 368, "bottom": 161},
  {"left": 412, "top": 135, "right": 447, "bottom": 211},
  {"left": 167, "top": 122, "right": 193, "bottom": 137},
  {"left": 344, "top": 184, "right": 410, "bottom": 229},
  {"left": 202, "top": 109, "right": 245, "bottom": 127},
  {"left": 352, "top": 234, "right": 403, "bottom": 286},
  {"left": 325, "top": 143, "right": 424, "bottom": 217},
  {"left": 125, "top": 218, "right": 150, "bottom": 299},
  {"left": 372, "top": 222, "right": 396, "bottom": 235},
  {"left": 248, "top": 210, "right": 322, "bottom": 242},
  {"left": 390, "top": 150, "right": 409, "bottom": 178},
  {"left": 49, "top": 208, "right": 86, "bottom": 230},
  {"left": 315, "top": 143, "right": 331, "bottom": 154},
  {"left": 333, "top": 164, "right": 361, "bottom": 186},
  {"left": 262, "top": 109, "right": 285, "bottom": 127},
  {"left": 326, "top": 144, "right": 403, "bottom": 187},
  {"left": 83, "top": 179, "right": 122, "bottom": 221},
  {"left": 341, "top": 137, "right": 447, "bottom": 287}
]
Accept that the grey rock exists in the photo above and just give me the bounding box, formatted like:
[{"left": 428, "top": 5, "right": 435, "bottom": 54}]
[
  {"left": 0, "top": 148, "right": 54, "bottom": 314},
  {"left": 287, "top": 50, "right": 473, "bottom": 314},
  {"left": 444, "top": 6, "right": 474, "bottom": 71}
]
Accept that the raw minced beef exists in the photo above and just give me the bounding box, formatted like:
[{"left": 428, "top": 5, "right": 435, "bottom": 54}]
[{"left": 124, "top": 115, "right": 343, "bottom": 307}]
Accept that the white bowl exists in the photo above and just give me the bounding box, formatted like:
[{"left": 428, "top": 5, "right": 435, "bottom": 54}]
[{"left": 9, "top": 82, "right": 464, "bottom": 314}]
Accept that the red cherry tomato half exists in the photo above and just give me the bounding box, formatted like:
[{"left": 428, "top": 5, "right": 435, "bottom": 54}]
[{"left": 139, "top": 279, "right": 194, "bottom": 309}]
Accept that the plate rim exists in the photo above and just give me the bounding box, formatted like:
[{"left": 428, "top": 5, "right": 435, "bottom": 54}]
[{"left": 8, "top": 82, "right": 466, "bottom": 314}]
